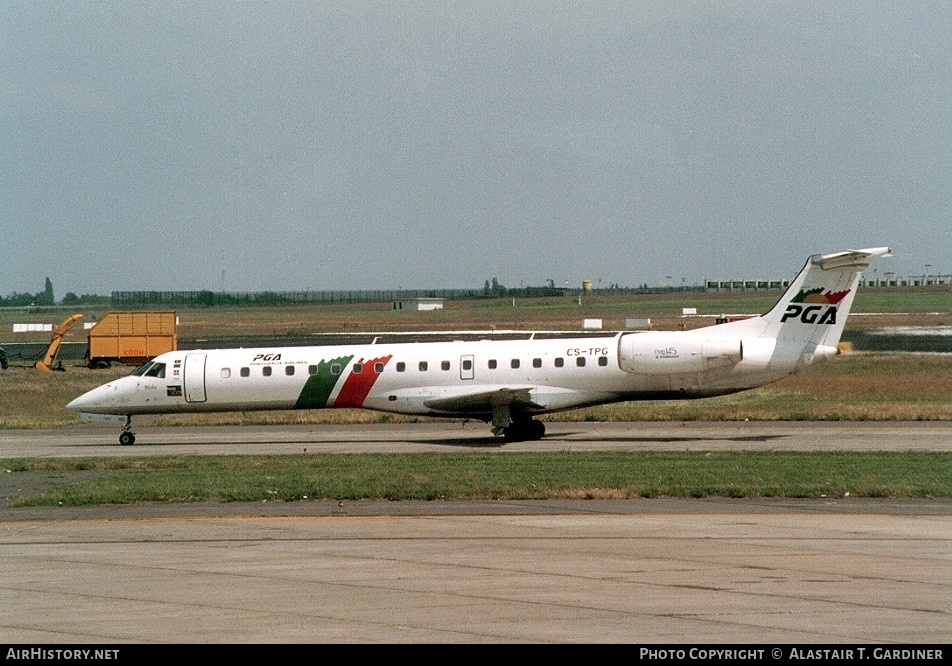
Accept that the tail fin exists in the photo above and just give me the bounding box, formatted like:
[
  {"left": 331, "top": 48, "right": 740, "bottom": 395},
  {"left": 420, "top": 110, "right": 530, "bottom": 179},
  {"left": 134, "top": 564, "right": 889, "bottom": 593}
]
[{"left": 722, "top": 247, "right": 891, "bottom": 358}]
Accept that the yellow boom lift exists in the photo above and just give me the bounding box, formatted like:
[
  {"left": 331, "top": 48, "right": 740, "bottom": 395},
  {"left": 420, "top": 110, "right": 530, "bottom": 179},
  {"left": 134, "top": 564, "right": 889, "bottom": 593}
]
[{"left": 35, "top": 313, "right": 83, "bottom": 371}]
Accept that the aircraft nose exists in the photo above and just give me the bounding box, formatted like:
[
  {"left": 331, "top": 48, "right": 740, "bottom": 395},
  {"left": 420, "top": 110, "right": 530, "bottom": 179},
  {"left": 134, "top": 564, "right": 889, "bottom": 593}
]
[
  {"left": 67, "top": 384, "right": 120, "bottom": 414},
  {"left": 66, "top": 390, "right": 98, "bottom": 412},
  {"left": 66, "top": 392, "right": 89, "bottom": 412}
]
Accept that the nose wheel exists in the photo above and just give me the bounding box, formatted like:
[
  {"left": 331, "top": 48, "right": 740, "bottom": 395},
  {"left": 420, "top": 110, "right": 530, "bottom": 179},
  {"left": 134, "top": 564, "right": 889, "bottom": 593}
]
[{"left": 119, "top": 416, "right": 136, "bottom": 446}]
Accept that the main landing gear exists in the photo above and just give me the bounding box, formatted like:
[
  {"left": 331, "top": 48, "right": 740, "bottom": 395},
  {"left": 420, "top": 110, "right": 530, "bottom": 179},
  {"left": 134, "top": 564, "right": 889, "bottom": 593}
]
[
  {"left": 119, "top": 415, "right": 136, "bottom": 446},
  {"left": 500, "top": 418, "right": 545, "bottom": 442},
  {"left": 491, "top": 404, "right": 546, "bottom": 442}
]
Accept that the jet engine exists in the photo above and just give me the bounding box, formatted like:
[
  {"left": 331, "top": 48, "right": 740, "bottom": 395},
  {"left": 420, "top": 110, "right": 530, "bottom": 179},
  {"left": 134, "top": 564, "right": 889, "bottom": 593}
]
[{"left": 618, "top": 332, "right": 743, "bottom": 375}]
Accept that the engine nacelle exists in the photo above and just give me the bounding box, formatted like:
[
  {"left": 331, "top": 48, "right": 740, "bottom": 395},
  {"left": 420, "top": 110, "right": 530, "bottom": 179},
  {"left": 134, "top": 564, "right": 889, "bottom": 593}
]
[{"left": 618, "top": 332, "right": 743, "bottom": 375}]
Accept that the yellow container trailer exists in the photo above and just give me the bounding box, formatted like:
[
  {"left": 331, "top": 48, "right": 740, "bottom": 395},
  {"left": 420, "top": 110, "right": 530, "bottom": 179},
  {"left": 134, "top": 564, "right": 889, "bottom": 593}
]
[{"left": 86, "top": 311, "right": 177, "bottom": 368}]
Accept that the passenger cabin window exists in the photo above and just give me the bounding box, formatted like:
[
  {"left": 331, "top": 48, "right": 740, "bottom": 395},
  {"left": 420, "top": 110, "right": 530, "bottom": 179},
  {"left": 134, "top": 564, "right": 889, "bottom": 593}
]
[
  {"left": 240, "top": 367, "right": 250, "bottom": 377},
  {"left": 598, "top": 356, "right": 608, "bottom": 366},
  {"left": 441, "top": 360, "right": 450, "bottom": 371},
  {"left": 576, "top": 357, "right": 586, "bottom": 367},
  {"left": 419, "top": 361, "right": 428, "bottom": 371},
  {"left": 221, "top": 368, "right": 231, "bottom": 378},
  {"left": 285, "top": 366, "right": 295, "bottom": 376},
  {"left": 263, "top": 366, "right": 272, "bottom": 376},
  {"left": 462, "top": 359, "right": 472, "bottom": 370},
  {"left": 308, "top": 365, "right": 317, "bottom": 375},
  {"left": 353, "top": 363, "right": 363, "bottom": 374},
  {"left": 532, "top": 358, "right": 542, "bottom": 368},
  {"left": 374, "top": 362, "right": 385, "bottom": 373},
  {"left": 396, "top": 362, "right": 406, "bottom": 372},
  {"left": 554, "top": 357, "right": 564, "bottom": 367},
  {"left": 331, "top": 364, "right": 342, "bottom": 375},
  {"left": 488, "top": 359, "right": 497, "bottom": 369},
  {"left": 511, "top": 359, "right": 520, "bottom": 369}
]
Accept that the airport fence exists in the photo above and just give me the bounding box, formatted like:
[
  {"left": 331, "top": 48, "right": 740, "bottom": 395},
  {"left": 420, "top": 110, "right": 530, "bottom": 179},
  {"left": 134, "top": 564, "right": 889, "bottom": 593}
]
[
  {"left": 111, "top": 289, "right": 487, "bottom": 307},
  {"left": 109, "top": 285, "right": 715, "bottom": 308}
]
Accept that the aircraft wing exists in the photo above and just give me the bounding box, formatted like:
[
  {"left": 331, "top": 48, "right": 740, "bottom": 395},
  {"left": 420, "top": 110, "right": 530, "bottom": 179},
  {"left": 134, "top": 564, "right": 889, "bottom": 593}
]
[{"left": 423, "top": 387, "right": 544, "bottom": 414}]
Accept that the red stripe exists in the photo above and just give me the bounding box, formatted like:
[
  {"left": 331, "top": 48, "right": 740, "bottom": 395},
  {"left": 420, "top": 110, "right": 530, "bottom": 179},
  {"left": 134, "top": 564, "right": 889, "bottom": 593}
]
[{"left": 333, "top": 355, "right": 393, "bottom": 407}]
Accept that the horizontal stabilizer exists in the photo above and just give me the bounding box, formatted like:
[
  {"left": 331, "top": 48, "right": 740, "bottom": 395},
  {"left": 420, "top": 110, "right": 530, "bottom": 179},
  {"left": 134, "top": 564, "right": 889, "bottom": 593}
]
[{"left": 814, "top": 247, "right": 892, "bottom": 270}]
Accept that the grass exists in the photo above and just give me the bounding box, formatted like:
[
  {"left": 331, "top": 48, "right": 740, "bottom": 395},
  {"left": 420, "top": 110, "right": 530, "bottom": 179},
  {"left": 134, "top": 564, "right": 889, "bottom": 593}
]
[
  {"left": 2, "top": 352, "right": 951, "bottom": 430},
  {"left": 3, "top": 452, "right": 949, "bottom": 506},
  {"left": 3, "top": 287, "right": 950, "bottom": 340},
  {"left": 1, "top": 293, "right": 949, "bottom": 505}
]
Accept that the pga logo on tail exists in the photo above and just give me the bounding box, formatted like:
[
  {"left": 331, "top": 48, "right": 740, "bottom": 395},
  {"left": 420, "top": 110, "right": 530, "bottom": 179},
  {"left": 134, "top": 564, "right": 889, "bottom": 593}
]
[
  {"left": 780, "top": 288, "right": 851, "bottom": 325},
  {"left": 781, "top": 303, "right": 837, "bottom": 325}
]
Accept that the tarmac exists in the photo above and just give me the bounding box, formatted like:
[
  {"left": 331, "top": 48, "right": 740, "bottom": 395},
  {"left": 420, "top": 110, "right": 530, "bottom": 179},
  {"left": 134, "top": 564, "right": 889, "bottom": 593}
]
[{"left": 0, "top": 421, "right": 949, "bottom": 644}]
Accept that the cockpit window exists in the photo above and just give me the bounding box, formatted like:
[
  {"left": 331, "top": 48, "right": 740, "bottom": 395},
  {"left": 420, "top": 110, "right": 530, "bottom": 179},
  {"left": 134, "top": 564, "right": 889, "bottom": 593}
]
[
  {"left": 132, "top": 361, "right": 166, "bottom": 378},
  {"left": 145, "top": 363, "right": 166, "bottom": 378},
  {"left": 132, "top": 362, "right": 155, "bottom": 377}
]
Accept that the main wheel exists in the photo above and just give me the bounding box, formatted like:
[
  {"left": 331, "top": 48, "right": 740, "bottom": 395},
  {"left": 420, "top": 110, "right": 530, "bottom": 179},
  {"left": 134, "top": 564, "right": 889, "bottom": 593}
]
[
  {"left": 530, "top": 420, "right": 546, "bottom": 440},
  {"left": 119, "top": 432, "right": 136, "bottom": 446},
  {"left": 502, "top": 419, "right": 546, "bottom": 442}
]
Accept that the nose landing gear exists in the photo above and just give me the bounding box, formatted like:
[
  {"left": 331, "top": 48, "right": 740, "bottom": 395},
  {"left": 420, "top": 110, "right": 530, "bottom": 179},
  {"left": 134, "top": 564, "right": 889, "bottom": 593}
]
[{"left": 119, "top": 416, "right": 136, "bottom": 446}]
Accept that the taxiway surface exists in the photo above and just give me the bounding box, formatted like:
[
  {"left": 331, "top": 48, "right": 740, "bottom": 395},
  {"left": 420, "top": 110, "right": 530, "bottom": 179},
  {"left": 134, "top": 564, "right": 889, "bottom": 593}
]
[{"left": 0, "top": 421, "right": 949, "bottom": 643}]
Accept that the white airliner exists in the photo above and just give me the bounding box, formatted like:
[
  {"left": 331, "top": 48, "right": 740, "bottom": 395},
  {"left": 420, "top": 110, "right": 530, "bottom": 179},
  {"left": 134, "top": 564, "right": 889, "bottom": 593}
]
[{"left": 68, "top": 247, "right": 891, "bottom": 445}]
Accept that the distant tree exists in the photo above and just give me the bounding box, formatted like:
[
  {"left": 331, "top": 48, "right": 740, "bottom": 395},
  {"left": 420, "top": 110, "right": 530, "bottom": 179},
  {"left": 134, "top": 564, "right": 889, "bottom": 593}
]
[
  {"left": 490, "top": 277, "right": 507, "bottom": 297},
  {"left": 1, "top": 291, "right": 36, "bottom": 307},
  {"left": 61, "top": 292, "right": 110, "bottom": 306},
  {"left": 198, "top": 290, "right": 215, "bottom": 307},
  {"left": 28, "top": 277, "right": 55, "bottom": 306}
]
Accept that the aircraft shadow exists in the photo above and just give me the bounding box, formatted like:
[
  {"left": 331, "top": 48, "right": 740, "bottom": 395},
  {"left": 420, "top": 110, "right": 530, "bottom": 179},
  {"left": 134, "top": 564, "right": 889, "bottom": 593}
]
[
  {"left": 407, "top": 432, "right": 790, "bottom": 448},
  {"left": 67, "top": 432, "right": 788, "bottom": 450}
]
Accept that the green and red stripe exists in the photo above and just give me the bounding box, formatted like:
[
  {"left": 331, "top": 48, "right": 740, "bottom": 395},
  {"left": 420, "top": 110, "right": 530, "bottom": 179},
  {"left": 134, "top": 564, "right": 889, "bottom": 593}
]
[{"left": 294, "top": 354, "right": 392, "bottom": 409}]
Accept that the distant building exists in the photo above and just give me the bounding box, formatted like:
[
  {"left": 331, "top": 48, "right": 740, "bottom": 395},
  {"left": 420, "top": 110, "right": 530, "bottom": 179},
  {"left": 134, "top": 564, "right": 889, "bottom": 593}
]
[
  {"left": 392, "top": 297, "right": 445, "bottom": 311},
  {"left": 863, "top": 273, "right": 951, "bottom": 288},
  {"left": 704, "top": 279, "right": 790, "bottom": 293},
  {"left": 704, "top": 273, "right": 950, "bottom": 292}
]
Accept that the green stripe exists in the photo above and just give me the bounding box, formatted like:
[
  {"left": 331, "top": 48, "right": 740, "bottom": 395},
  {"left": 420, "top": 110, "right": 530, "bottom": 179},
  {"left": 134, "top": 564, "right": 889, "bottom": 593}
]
[{"left": 294, "top": 355, "right": 354, "bottom": 409}]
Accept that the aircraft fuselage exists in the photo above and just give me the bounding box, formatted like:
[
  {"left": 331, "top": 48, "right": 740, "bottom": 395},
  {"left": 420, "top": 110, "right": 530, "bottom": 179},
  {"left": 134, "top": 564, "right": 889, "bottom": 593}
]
[{"left": 66, "top": 247, "right": 892, "bottom": 444}]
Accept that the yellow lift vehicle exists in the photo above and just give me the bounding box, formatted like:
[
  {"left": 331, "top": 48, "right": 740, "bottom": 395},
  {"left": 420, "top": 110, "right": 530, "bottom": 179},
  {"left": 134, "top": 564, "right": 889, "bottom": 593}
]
[{"left": 35, "top": 313, "right": 84, "bottom": 371}]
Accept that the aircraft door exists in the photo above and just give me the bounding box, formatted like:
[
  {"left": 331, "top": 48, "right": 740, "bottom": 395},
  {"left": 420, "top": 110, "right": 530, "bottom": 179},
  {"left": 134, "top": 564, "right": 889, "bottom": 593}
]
[
  {"left": 460, "top": 354, "right": 474, "bottom": 380},
  {"left": 183, "top": 353, "right": 207, "bottom": 403}
]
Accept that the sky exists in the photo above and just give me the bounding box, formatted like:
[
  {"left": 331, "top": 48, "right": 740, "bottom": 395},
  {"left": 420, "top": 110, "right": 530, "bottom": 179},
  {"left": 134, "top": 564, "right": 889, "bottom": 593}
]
[{"left": 2, "top": 1, "right": 949, "bottom": 296}]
